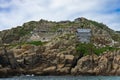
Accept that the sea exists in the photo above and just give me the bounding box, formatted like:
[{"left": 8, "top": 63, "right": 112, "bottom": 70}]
[{"left": 0, "top": 76, "right": 120, "bottom": 80}]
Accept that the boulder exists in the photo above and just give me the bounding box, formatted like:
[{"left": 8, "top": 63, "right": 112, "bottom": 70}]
[
  {"left": 43, "top": 66, "right": 56, "bottom": 75},
  {"left": 57, "top": 67, "right": 70, "bottom": 74},
  {"left": 64, "top": 55, "right": 74, "bottom": 67},
  {"left": 71, "top": 54, "right": 98, "bottom": 75},
  {"left": 65, "top": 55, "right": 74, "bottom": 62},
  {"left": 97, "top": 56, "right": 108, "bottom": 74},
  {"left": 13, "top": 49, "right": 25, "bottom": 57}
]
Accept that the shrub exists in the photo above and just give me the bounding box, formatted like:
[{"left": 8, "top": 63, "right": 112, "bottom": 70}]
[
  {"left": 76, "top": 43, "right": 118, "bottom": 56},
  {"left": 76, "top": 43, "right": 94, "bottom": 56}
]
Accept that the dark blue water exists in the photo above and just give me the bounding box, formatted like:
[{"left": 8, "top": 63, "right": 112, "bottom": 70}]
[{"left": 0, "top": 76, "right": 120, "bottom": 80}]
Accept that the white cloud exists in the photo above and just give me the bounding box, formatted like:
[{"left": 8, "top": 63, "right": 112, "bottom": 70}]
[{"left": 0, "top": 0, "right": 120, "bottom": 31}]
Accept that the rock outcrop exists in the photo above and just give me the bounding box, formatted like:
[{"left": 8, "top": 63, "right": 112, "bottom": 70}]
[
  {"left": 71, "top": 50, "right": 120, "bottom": 75},
  {"left": 0, "top": 33, "right": 120, "bottom": 77},
  {"left": 0, "top": 45, "right": 120, "bottom": 77}
]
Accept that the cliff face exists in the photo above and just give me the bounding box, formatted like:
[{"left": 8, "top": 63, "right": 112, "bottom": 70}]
[
  {"left": 0, "top": 33, "right": 120, "bottom": 77},
  {"left": 0, "top": 17, "right": 120, "bottom": 77}
]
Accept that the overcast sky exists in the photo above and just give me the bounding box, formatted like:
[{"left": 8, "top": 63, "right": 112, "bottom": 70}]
[{"left": 0, "top": 0, "right": 120, "bottom": 31}]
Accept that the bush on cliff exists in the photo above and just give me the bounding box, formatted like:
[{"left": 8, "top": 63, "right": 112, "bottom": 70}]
[
  {"left": 76, "top": 43, "right": 118, "bottom": 56},
  {"left": 76, "top": 43, "right": 94, "bottom": 56}
]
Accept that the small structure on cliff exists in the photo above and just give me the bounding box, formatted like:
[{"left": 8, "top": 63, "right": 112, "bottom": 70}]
[
  {"left": 77, "top": 29, "right": 92, "bottom": 43},
  {"left": 29, "top": 28, "right": 64, "bottom": 42}
]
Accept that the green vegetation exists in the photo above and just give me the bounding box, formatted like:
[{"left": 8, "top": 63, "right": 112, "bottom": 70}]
[
  {"left": 94, "top": 46, "right": 118, "bottom": 55},
  {"left": 76, "top": 43, "right": 93, "bottom": 56},
  {"left": 116, "top": 31, "right": 120, "bottom": 33},
  {"left": 26, "top": 41, "right": 43, "bottom": 46},
  {"left": 76, "top": 43, "right": 119, "bottom": 56},
  {"left": 88, "top": 20, "right": 105, "bottom": 29},
  {"left": 9, "top": 41, "right": 44, "bottom": 48},
  {"left": 18, "top": 27, "right": 30, "bottom": 36},
  {"left": 51, "top": 24, "right": 60, "bottom": 32},
  {"left": 88, "top": 20, "right": 120, "bottom": 42},
  {"left": 111, "top": 34, "right": 120, "bottom": 42}
]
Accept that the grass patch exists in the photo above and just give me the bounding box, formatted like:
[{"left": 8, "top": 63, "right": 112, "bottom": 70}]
[
  {"left": 26, "top": 41, "right": 43, "bottom": 46},
  {"left": 76, "top": 43, "right": 119, "bottom": 56},
  {"left": 94, "top": 46, "right": 119, "bottom": 55},
  {"left": 9, "top": 41, "right": 44, "bottom": 48}
]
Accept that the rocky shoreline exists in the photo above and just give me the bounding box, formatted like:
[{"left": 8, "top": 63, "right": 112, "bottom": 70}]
[
  {"left": 0, "top": 44, "right": 120, "bottom": 77},
  {"left": 0, "top": 34, "right": 120, "bottom": 77}
]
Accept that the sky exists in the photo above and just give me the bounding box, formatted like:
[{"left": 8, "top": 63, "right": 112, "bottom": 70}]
[{"left": 0, "top": 0, "right": 120, "bottom": 31}]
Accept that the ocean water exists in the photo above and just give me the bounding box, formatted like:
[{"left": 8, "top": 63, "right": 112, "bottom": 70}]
[{"left": 0, "top": 76, "right": 120, "bottom": 80}]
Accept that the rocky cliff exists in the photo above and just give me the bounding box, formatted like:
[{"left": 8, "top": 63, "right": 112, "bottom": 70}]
[
  {"left": 0, "top": 17, "right": 120, "bottom": 77},
  {"left": 0, "top": 17, "right": 120, "bottom": 46}
]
